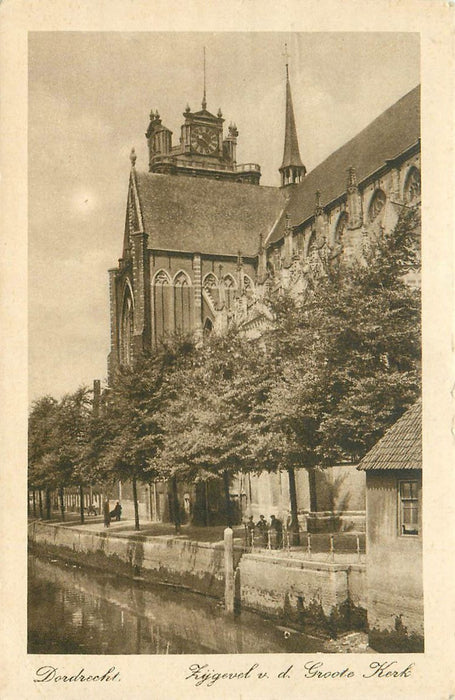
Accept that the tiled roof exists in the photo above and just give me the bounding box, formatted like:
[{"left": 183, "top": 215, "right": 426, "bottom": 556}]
[
  {"left": 134, "top": 172, "right": 285, "bottom": 257},
  {"left": 357, "top": 400, "right": 422, "bottom": 471},
  {"left": 269, "top": 85, "right": 420, "bottom": 245}
]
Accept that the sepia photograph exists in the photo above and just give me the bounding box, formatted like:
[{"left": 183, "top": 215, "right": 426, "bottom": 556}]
[{"left": 26, "top": 30, "right": 424, "bottom": 657}]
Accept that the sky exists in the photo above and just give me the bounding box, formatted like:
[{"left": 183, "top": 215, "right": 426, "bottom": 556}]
[{"left": 28, "top": 32, "right": 420, "bottom": 402}]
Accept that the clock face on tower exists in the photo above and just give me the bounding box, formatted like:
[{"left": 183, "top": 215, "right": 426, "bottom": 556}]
[{"left": 191, "top": 125, "right": 219, "bottom": 155}]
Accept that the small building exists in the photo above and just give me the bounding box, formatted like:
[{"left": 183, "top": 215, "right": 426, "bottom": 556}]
[{"left": 357, "top": 400, "right": 423, "bottom": 652}]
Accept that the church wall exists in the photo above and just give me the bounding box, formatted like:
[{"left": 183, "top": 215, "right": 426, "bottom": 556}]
[{"left": 269, "top": 149, "right": 420, "bottom": 279}]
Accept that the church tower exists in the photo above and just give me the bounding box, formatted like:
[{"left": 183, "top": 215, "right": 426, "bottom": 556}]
[
  {"left": 279, "top": 52, "right": 306, "bottom": 187},
  {"left": 145, "top": 50, "right": 261, "bottom": 184}
]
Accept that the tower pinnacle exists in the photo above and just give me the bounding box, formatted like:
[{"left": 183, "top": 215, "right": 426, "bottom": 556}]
[
  {"left": 202, "top": 46, "right": 207, "bottom": 110},
  {"left": 279, "top": 49, "right": 306, "bottom": 187}
]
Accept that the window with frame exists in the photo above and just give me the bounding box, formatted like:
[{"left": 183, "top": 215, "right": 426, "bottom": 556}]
[{"left": 399, "top": 480, "right": 419, "bottom": 536}]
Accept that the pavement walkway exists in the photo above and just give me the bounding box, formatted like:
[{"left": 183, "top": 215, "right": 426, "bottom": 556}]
[{"left": 35, "top": 515, "right": 365, "bottom": 565}]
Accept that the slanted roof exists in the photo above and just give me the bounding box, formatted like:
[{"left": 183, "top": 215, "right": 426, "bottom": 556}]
[
  {"left": 134, "top": 172, "right": 285, "bottom": 257},
  {"left": 270, "top": 85, "right": 420, "bottom": 245},
  {"left": 357, "top": 400, "right": 422, "bottom": 471}
]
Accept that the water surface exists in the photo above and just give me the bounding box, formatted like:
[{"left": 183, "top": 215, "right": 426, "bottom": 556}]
[{"left": 28, "top": 554, "right": 325, "bottom": 654}]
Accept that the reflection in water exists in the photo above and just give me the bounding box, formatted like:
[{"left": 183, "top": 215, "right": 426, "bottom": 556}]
[{"left": 28, "top": 555, "right": 324, "bottom": 655}]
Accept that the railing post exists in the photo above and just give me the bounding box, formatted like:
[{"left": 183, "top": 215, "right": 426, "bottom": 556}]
[
  {"left": 224, "top": 527, "right": 234, "bottom": 614},
  {"left": 267, "top": 529, "right": 271, "bottom": 550},
  {"left": 307, "top": 533, "right": 311, "bottom": 559},
  {"left": 330, "top": 535, "right": 335, "bottom": 561},
  {"left": 356, "top": 535, "right": 361, "bottom": 562}
]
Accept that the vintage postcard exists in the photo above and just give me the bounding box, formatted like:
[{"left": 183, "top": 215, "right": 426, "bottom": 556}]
[{"left": 1, "top": 1, "right": 454, "bottom": 698}]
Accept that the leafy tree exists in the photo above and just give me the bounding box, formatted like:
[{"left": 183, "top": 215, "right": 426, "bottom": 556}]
[
  {"left": 28, "top": 395, "right": 58, "bottom": 519},
  {"left": 99, "top": 337, "right": 195, "bottom": 530},
  {"left": 157, "top": 330, "right": 266, "bottom": 528},
  {"left": 250, "top": 207, "right": 421, "bottom": 530}
]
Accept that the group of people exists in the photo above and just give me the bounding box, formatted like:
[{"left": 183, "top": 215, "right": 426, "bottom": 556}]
[
  {"left": 103, "top": 500, "right": 122, "bottom": 528},
  {"left": 245, "top": 514, "right": 283, "bottom": 549}
]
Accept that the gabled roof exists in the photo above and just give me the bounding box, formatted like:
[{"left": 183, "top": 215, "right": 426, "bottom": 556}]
[
  {"left": 270, "top": 85, "right": 420, "bottom": 245},
  {"left": 357, "top": 400, "right": 422, "bottom": 471},
  {"left": 133, "top": 172, "right": 285, "bottom": 257}
]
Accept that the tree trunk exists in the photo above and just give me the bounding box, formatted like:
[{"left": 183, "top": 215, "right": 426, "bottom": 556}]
[
  {"left": 79, "top": 484, "right": 85, "bottom": 524},
  {"left": 171, "top": 475, "right": 181, "bottom": 534},
  {"left": 38, "top": 489, "right": 43, "bottom": 519},
  {"left": 45, "top": 488, "right": 51, "bottom": 520},
  {"left": 307, "top": 468, "right": 318, "bottom": 513},
  {"left": 32, "top": 490, "right": 37, "bottom": 517},
  {"left": 223, "top": 470, "right": 232, "bottom": 528},
  {"left": 287, "top": 467, "right": 300, "bottom": 546},
  {"left": 59, "top": 486, "right": 65, "bottom": 521},
  {"left": 132, "top": 475, "right": 140, "bottom": 531},
  {"left": 205, "top": 480, "right": 210, "bottom": 527}
]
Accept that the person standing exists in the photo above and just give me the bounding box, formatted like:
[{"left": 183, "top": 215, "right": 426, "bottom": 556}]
[
  {"left": 270, "top": 514, "right": 283, "bottom": 549},
  {"left": 256, "top": 514, "right": 268, "bottom": 547}
]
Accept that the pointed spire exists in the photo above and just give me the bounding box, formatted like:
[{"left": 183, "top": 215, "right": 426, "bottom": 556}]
[
  {"left": 202, "top": 46, "right": 207, "bottom": 110},
  {"left": 281, "top": 70, "right": 304, "bottom": 170},
  {"left": 130, "top": 147, "right": 137, "bottom": 168},
  {"left": 279, "top": 46, "right": 306, "bottom": 187}
]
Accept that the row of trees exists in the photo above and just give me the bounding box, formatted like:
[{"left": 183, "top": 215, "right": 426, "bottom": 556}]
[{"left": 28, "top": 209, "right": 421, "bottom": 534}]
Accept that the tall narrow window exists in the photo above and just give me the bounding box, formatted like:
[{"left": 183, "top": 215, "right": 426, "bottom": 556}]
[
  {"left": 120, "top": 291, "right": 133, "bottom": 366},
  {"left": 223, "top": 275, "right": 236, "bottom": 311},
  {"left": 153, "top": 270, "right": 172, "bottom": 341},
  {"left": 174, "top": 271, "right": 192, "bottom": 334},
  {"left": 399, "top": 480, "right": 419, "bottom": 536}
]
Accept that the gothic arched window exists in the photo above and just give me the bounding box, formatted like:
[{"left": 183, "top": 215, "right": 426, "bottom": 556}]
[
  {"left": 203, "top": 272, "right": 219, "bottom": 308},
  {"left": 368, "top": 189, "right": 386, "bottom": 222},
  {"left": 173, "top": 271, "right": 192, "bottom": 335},
  {"left": 153, "top": 270, "right": 172, "bottom": 342},
  {"left": 120, "top": 287, "right": 134, "bottom": 366},
  {"left": 223, "top": 275, "right": 236, "bottom": 311},
  {"left": 243, "top": 275, "right": 254, "bottom": 297},
  {"left": 404, "top": 167, "right": 421, "bottom": 203}
]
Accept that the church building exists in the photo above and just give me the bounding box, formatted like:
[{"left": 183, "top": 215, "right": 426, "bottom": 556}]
[{"left": 107, "top": 61, "right": 421, "bottom": 525}]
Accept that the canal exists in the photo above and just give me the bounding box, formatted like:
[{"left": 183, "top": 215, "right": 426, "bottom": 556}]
[{"left": 28, "top": 554, "right": 326, "bottom": 654}]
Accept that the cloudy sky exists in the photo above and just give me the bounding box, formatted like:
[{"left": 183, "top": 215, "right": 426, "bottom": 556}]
[{"left": 29, "top": 32, "right": 419, "bottom": 402}]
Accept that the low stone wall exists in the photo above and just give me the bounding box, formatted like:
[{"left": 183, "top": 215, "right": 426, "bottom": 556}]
[
  {"left": 238, "top": 552, "right": 367, "bottom": 634},
  {"left": 29, "top": 521, "right": 367, "bottom": 635},
  {"left": 28, "top": 521, "right": 240, "bottom": 598}
]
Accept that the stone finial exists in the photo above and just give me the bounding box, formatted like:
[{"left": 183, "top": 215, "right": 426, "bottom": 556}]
[
  {"left": 258, "top": 231, "right": 264, "bottom": 252},
  {"left": 347, "top": 166, "right": 357, "bottom": 188},
  {"left": 185, "top": 103, "right": 191, "bottom": 113},
  {"left": 155, "top": 110, "right": 160, "bottom": 119},
  {"left": 229, "top": 123, "right": 238, "bottom": 138},
  {"left": 130, "top": 147, "right": 137, "bottom": 168},
  {"left": 217, "top": 107, "right": 222, "bottom": 118},
  {"left": 149, "top": 108, "right": 155, "bottom": 120},
  {"left": 237, "top": 249, "right": 243, "bottom": 270},
  {"left": 284, "top": 213, "right": 292, "bottom": 235}
]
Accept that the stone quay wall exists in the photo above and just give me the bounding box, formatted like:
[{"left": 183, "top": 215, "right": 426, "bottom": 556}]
[
  {"left": 29, "top": 520, "right": 366, "bottom": 633},
  {"left": 238, "top": 553, "right": 366, "bottom": 634},
  {"left": 28, "top": 520, "right": 236, "bottom": 598}
]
